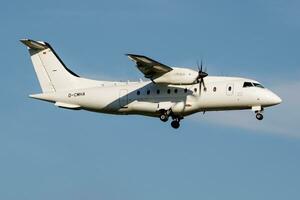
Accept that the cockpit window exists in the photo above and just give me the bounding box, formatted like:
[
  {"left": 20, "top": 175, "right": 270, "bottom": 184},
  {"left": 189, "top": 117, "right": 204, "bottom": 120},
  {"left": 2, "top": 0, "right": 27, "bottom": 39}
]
[
  {"left": 243, "top": 82, "right": 264, "bottom": 88},
  {"left": 243, "top": 82, "right": 253, "bottom": 87},
  {"left": 253, "top": 83, "right": 264, "bottom": 88}
]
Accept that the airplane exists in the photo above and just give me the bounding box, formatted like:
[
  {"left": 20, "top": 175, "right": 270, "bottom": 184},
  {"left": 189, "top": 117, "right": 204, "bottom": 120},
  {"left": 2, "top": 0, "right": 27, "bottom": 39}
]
[{"left": 20, "top": 39, "right": 282, "bottom": 129}]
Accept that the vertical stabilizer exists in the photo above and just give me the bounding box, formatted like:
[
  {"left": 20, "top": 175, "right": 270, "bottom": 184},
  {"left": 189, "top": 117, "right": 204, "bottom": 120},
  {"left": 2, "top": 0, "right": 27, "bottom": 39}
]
[{"left": 20, "top": 39, "right": 80, "bottom": 93}]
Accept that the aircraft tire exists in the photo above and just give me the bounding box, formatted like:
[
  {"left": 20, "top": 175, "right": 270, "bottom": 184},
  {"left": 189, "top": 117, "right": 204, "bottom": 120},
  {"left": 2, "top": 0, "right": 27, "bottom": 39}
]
[
  {"left": 171, "top": 120, "right": 180, "bottom": 129},
  {"left": 160, "top": 114, "right": 169, "bottom": 122},
  {"left": 256, "top": 113, "right": 264, "bottom": 120}
]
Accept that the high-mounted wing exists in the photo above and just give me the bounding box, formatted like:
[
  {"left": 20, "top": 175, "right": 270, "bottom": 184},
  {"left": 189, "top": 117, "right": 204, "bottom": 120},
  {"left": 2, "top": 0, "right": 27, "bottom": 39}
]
[{"left": 126, "top": 54, "right": 173, "bottom": 79}]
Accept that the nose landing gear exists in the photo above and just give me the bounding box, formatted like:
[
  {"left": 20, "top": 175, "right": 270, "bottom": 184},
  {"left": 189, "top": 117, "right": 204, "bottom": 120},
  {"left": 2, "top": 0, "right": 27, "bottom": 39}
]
[
  {"left": 253, "top": 106, "right": 264, "bottom": 121},
  {"left": 256, "top": 112, "right": 264, "bottom": 120}
]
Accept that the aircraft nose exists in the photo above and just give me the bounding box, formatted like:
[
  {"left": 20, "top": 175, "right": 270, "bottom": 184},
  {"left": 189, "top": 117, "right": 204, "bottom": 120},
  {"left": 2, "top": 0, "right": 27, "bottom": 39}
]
[{"left": 268, "top": 92, "right": 282, "bottom": 105}]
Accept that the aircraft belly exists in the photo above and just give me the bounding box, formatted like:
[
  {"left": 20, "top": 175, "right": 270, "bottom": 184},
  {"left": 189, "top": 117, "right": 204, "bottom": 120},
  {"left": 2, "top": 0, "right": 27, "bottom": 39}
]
[{"left": 127, "top": 101, "right": 158, "bottom": 114}]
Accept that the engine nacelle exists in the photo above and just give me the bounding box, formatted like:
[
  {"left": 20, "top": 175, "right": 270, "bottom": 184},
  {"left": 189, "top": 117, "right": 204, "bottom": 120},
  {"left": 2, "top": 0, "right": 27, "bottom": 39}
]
[{"left": 153, "top": 67, "right": 198, "bottom": 85}]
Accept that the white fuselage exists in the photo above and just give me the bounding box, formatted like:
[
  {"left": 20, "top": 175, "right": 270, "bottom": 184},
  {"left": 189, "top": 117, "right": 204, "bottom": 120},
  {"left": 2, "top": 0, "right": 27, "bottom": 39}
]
[
  {"left": 31, "top": 76, "right": 282, "bottom": 118},
  {"left": 20, "top": 39, "right": 282, "bottom": 128}
]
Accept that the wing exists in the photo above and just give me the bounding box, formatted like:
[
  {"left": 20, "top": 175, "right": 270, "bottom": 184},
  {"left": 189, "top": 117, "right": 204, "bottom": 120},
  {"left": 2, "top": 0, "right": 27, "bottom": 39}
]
[{"left": 126, "top": 54, "right": 173, "bottom": 79}]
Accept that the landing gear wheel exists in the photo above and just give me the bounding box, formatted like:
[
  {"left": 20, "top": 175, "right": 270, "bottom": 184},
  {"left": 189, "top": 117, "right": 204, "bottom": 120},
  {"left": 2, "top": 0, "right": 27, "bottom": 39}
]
[
  {"left": 256, "top": 113, "right": 264, "bottom": 120},
  {"left": 159, "top": 109, "right": 172, "bottom": 122},
  {"left": 171, "top": 120, "right": 180, "bottom": 129},
  {"left": 160, "top": 114, "right": 169, "bottom": 122}
]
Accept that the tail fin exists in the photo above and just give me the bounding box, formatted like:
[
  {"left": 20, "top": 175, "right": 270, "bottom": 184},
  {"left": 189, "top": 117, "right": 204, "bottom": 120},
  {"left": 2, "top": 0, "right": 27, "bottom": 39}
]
[{"left": 20, "top": 39, "right": 79, "bottom": 93}]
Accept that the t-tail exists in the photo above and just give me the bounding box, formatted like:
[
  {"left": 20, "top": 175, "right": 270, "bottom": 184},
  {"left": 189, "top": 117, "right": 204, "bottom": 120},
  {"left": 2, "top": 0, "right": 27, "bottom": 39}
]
[{"left": 20, "top": 39, "right": 80, "bottom": 93}]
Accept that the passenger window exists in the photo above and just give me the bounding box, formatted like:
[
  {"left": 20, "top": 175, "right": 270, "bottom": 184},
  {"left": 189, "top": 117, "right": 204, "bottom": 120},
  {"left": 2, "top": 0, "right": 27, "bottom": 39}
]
[
  {"left": 137, "top": 91, "right": 140, "bottom": 95},
  {"left": 156, "top": 89, "right": 160, "bottom": 94},
  {"left": 184, "top": 88, "right": 188, "bottom": 93},
  {"left": 167, "top": 89, "right": 171, "bottom": 94},
  {"left": 243, "top": 82, "right": 253, "bottom": 87},
  {"left": 228, "top": 86, "right": 232, "bottom": 91},
  {"left": 213, "top": 87, "right": 217, "bottom": 92},
  {"left": 194, "top": 88, "right": 197, "bottom": 92},
  {"left": 147, "top": 90, "right": 150, "bottom": 95},
  {"left": 174, "top": 89, "right": 178, "bottom": 93}
]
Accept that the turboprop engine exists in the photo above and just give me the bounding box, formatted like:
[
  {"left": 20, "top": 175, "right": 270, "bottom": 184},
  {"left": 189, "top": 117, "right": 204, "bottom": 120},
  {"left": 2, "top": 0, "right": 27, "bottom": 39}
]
[{"left": 153, "top": 67, "right": 199, "bottom": 85}]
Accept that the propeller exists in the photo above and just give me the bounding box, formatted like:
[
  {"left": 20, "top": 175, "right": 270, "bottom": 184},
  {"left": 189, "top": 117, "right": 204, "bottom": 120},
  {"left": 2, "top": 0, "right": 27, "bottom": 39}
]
[{"left": 196, "top": 60, "right": 208, "bottom": 95}]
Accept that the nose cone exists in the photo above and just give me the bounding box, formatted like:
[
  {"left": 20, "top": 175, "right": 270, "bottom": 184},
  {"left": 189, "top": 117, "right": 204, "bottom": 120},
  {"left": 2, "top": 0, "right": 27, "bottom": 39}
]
[{"left": 268, "top": 92, "right": 282, "bottom": 106}]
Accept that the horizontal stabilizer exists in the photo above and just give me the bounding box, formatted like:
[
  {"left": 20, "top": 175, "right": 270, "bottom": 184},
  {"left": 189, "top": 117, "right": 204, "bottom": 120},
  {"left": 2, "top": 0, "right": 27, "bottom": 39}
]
[
  {"left": 29, "top": 94, "right": 81, "bottom": 110},
  {"left": 20, "top": 39, "right": 48, "bottom": 50},
  {"left": 29, "top": 93, "right": 55, "bottom": 102},
  {"left": 55, "top": 102, "right": 81, "bottom": 110}
]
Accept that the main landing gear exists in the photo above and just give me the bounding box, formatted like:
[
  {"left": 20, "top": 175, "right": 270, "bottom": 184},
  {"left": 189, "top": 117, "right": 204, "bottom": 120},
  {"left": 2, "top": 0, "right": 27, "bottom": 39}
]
[
  {"left": 159, "top": 109, "right": 183, "bottom": 129},
  {"left": 171, "top": 118, "right": 180, "bottom": 129},
  {"left": 159, "top": 109, "right": 171, "bottom": 122}
]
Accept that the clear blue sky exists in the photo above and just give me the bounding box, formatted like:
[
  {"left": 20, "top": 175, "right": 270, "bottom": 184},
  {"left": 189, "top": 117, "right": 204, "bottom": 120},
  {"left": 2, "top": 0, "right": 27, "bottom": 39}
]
[{"left": 1, "top": 0, "right": 300, "bottom": 199}]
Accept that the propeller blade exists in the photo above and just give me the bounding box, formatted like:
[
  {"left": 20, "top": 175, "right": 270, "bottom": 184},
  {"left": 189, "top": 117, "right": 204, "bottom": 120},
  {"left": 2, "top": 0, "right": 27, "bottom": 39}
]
[
  {"left": 200, "top": 60, "right": 203, "bottom": 72},
  {"left": 199, "top": 78, "right": 202, "bottom": 95},
  {"left": 202, "top": 79, "right": 206, "bottom": 91},
  {"left": 197, "top": 60, "right": 200, "bottom": 71},
  {"left": 195, "top": 59, "right": 208, "bottom": 96}
]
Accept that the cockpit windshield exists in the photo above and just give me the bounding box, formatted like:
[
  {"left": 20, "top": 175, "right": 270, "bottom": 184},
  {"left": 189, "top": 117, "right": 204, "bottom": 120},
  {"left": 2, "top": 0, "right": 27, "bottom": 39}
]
[
  {"left": 243, "top": 82, "right": 264, "bottom": 88},
  {"left": 253, "top": 83, "right": 264, "bottom": 88},
  {"left": 243, "top": 82, "right": 253, "bottom": 87}
]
